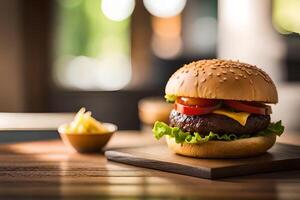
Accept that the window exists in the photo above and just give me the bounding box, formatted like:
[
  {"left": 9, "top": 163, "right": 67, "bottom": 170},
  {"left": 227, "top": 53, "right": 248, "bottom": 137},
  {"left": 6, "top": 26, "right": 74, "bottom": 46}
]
[{"left": 52, "top": 0, "right": 131, "bottom": 91}]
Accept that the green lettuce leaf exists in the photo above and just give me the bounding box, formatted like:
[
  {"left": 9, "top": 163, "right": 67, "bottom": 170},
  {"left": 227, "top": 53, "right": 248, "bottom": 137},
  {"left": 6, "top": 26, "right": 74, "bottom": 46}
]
[
  {"left": 257, "top": 120, "right": 284, "bottom": 136},
  {"left": 164, "top": 94, "right": 177, "bottom": 103},
  {"left": 152, "top": 121, "right": 284, "bottom": 144}
]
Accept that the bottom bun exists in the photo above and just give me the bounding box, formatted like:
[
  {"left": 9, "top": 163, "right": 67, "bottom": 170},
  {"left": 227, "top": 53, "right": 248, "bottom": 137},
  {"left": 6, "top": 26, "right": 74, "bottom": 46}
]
[{"left": 166, "top": 134, "right": 276, "bottom": 158}]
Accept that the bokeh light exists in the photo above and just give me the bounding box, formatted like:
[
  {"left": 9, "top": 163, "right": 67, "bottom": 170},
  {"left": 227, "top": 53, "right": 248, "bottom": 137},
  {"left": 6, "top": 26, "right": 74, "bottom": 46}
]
[
  {"left": 151, "top": 15, "right": 182, "bottom": 59},
  {"left": 101, "top": 0, "right": 135, "bottom": 21},
  {"left": 143, "top": 0, "right": 186, "bottom": 18}
]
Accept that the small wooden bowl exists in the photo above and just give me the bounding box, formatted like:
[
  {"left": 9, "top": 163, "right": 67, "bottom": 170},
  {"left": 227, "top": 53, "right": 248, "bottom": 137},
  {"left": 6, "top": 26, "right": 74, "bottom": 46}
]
[{"left": 58, "top": 123, "right": 117, "bottom": 153}]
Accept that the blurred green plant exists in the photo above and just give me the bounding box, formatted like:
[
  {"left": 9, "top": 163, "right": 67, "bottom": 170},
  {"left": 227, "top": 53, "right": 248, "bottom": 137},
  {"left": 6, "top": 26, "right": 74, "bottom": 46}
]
[
  {"left": 54, "top": 0, "right": 130, "bottom": 58},
  {"left": 273, "top": 0, "right": 300, "bottom": 34}
]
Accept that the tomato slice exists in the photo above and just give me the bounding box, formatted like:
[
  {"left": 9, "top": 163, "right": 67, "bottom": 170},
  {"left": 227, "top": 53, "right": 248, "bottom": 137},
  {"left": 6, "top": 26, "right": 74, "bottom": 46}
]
[
  {"left": 177, "top": 97, "right": 220, "bottom": 107},
  {"left": 175, "top": 102, "right": 221, "bottom": 116},
  {"left": 224, "top": 100, "right": 272, "bottom": 115}
]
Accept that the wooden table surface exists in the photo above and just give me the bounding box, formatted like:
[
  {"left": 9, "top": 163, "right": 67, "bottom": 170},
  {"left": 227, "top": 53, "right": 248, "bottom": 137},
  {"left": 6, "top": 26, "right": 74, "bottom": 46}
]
[{"left": 0, "top": 131, "right": 299, "bottom": 200}]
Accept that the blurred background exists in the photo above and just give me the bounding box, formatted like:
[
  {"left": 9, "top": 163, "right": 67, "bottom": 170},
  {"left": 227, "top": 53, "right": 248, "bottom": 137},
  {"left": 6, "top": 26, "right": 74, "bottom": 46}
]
[{"left": 0, "top": 0, "right": 299, "bottom": 140}]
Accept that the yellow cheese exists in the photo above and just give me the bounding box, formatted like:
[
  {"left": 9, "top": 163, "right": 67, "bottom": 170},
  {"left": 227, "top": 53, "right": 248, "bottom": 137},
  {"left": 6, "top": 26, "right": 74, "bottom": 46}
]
[{"left": 212, "top": 109, "right": 250, "bottom": 126}]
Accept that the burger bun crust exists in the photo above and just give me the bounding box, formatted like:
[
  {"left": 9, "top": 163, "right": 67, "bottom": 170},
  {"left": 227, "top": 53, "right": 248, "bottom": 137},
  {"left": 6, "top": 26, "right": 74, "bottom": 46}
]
[
  {"left": 165, "top": 59, "right": 278, "bottom": 103},
  {"left": 166, "top": 134, "right": 276, "bottom": 158}
]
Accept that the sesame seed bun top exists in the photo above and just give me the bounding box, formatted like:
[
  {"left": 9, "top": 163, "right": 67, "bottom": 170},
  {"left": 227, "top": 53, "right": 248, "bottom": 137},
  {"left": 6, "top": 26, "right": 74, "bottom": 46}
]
[{"left": 165, "top": 59, "right": 278, "bottom": 103}]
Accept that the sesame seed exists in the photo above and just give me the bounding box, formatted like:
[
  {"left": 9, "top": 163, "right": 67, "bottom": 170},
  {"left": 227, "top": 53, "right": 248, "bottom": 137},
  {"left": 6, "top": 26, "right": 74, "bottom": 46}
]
[{"left": 180, "top": 80, "right": 184, "bottom": 86}]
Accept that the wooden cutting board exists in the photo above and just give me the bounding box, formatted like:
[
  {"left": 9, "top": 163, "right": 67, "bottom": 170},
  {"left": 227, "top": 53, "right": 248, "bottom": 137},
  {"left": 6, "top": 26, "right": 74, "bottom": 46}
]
[{"left": 105, "top": 143, "right": 300, "bottom": 179}]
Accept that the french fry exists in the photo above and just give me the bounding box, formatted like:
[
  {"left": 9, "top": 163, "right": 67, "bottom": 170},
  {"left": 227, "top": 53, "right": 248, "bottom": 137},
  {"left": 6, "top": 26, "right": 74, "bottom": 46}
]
[{"left": 64, "top": 107, "right": 108, "bottom": 134}]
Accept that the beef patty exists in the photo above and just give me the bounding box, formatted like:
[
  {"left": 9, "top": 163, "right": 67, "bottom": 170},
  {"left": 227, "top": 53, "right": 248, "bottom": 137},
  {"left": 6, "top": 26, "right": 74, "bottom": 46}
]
[{"left": 169, "top": 109, "right": 270, "bottom": 136}]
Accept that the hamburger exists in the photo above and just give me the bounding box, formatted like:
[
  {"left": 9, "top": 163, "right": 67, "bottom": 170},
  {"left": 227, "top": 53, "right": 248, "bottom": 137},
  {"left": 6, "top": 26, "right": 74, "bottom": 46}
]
[{"left": 152, "top": 59, "right": 284, "bottom": 158}]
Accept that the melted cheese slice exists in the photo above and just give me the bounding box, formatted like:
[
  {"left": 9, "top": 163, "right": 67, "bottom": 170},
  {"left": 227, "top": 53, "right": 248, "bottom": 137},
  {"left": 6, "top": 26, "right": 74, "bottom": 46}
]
[{"left": 212, "top": 109, "right": 250, "bottom": 126}]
